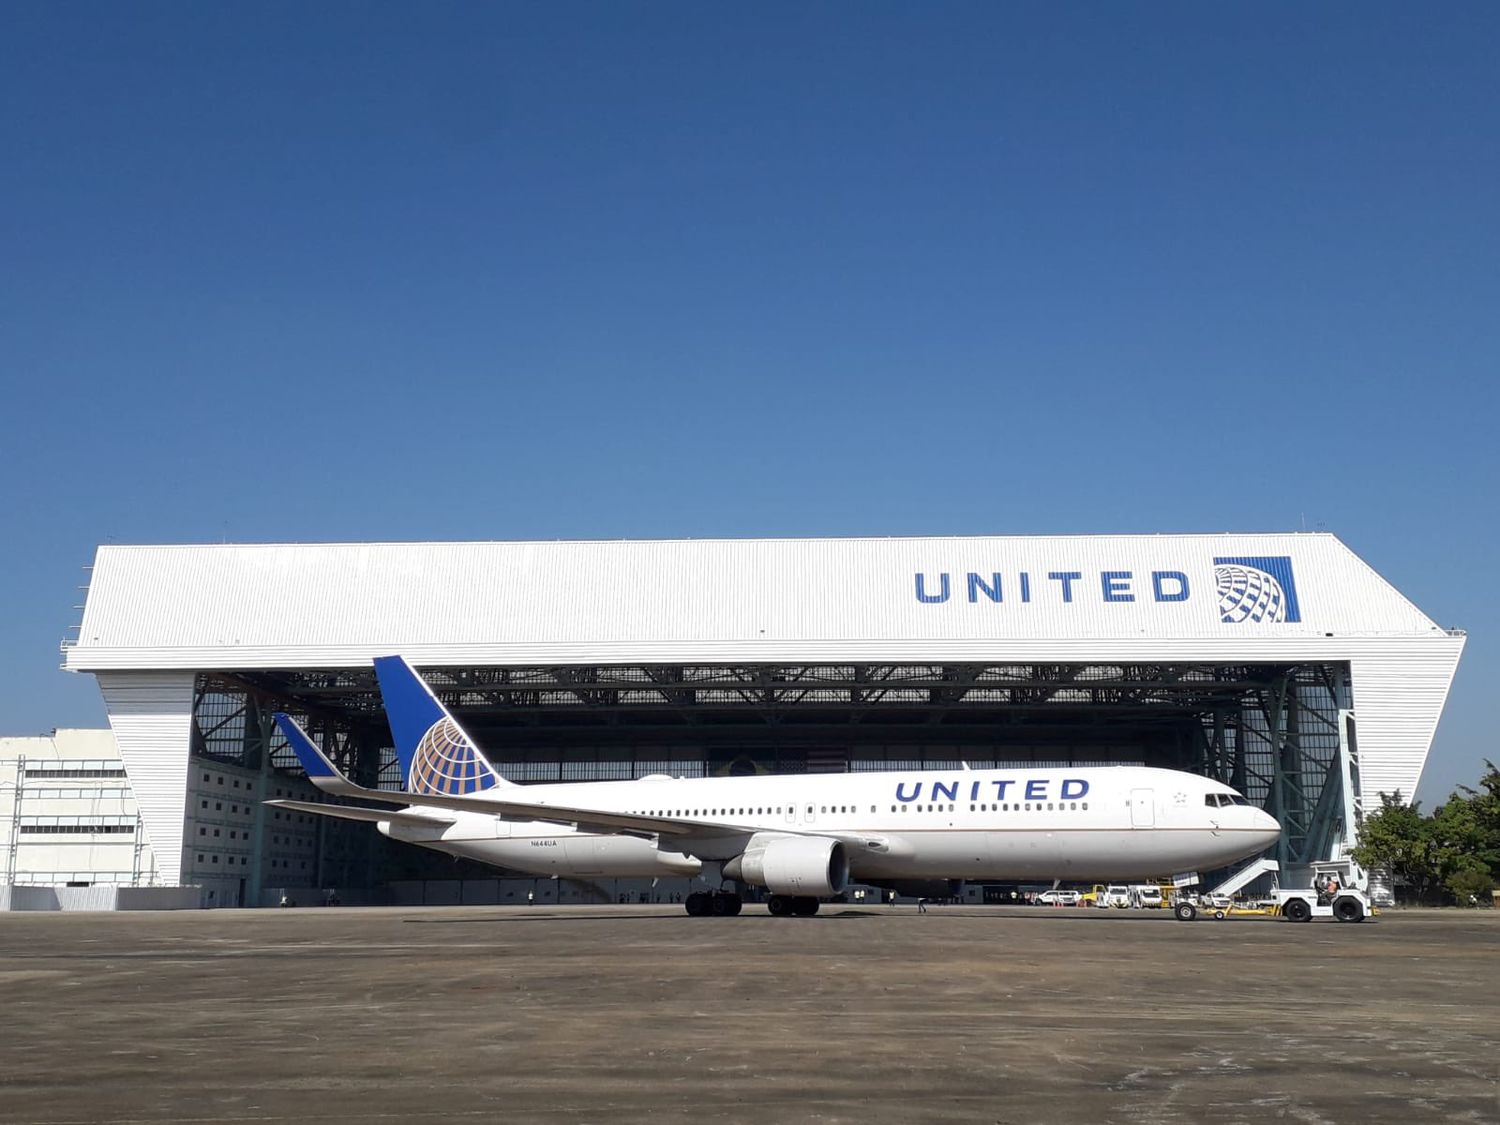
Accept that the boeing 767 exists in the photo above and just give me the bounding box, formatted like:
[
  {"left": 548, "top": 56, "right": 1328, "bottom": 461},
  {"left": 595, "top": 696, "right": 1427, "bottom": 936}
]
[{"left": 268, "top": 656, "right": 1281, "bottom": 916}]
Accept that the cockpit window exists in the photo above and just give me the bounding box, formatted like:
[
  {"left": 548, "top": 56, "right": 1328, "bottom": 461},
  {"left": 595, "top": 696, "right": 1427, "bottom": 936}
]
[
  {"left": 1206, "top": 793, "right": 1251, "bottom": 807},
  {"left": 1205, "top": 794, "right": 1224, "bottom": 807}
]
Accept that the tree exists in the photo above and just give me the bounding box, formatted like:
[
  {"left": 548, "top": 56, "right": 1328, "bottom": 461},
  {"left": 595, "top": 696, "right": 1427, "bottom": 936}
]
[
  {"left": 1446, "top": 865, "right": 1495, "bottom": 908},
  {"left": 1353, "top": 764, "right": 1500, "bottom": 906},
  {"left": 1454, "top": 760, "right": 1500, "bottom": 878},
  {"left": 1351, "top": 791, "right": 1441, "bottom": 904}
]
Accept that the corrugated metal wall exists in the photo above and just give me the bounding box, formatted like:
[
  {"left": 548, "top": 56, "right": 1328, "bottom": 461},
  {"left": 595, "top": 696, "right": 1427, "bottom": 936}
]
[
  {"left": 94, "top": 672, "right": 195, "bottom": 888},
  {"left": 67, "top": 534, "right": 1445, "bottom": 660}
]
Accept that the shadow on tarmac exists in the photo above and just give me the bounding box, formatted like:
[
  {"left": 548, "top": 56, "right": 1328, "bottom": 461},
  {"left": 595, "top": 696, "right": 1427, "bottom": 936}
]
[{"left": 401, "top": 908, "right": 880, "bottom": 924}]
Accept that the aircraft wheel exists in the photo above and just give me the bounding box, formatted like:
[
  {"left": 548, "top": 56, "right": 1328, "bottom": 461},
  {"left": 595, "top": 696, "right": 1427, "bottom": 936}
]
[
  {"left": 792, "top": 897, "right": 820, "bottom": 916},
  {"left": 684, "top": 891, "right": 710, "bottom": 917},
  {"left": 1283, "top": 898, "right": 1313, "bottom": 923},
  {"left": 711, "top": 893, "right": 742, "bottom": 916},
  {"left": 767, "top": 894, "right": 793, "bottom": 917},
  {"left": 1173, "top": 901, "right": 1198, "bottom": 922}
]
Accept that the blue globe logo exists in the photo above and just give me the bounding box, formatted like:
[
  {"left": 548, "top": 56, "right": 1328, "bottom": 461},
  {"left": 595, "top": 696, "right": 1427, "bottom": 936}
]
[
  {"left": 1215, "top": 564, "right": 1287, "bottom": 624},
  {"left": 409, "top": 717, "right": 484, "bottom": 794}
]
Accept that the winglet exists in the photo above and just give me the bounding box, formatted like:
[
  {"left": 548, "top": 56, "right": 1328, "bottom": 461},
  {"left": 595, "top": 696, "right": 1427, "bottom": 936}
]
[
  {"left": 273, "top": 713, "right": 359, "bottom": 794},
  {"left": 373, "top": 655, "right": 513, "bottom": 794}
]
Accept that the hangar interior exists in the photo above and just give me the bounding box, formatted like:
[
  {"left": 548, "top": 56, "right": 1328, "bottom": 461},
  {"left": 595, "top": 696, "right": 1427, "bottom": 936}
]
[{"left": 195, "top": 658, "right": 1355, "bottom": 894}]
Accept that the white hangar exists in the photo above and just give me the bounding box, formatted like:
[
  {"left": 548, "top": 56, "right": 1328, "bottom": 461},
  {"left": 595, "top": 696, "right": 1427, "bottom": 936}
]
[{"left": 62, "top": 533, "right": 1464, "bottom": 897}]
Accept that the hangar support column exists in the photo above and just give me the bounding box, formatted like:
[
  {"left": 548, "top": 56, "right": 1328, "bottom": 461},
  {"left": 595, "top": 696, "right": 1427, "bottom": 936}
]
[{"left": 94, "top": 672, "right": 196, "bottom": 887}]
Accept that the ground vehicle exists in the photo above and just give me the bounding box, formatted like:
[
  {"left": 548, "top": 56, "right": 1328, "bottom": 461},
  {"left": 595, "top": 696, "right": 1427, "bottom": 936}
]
[
  {"left": 1035, "top": 889, "right": 1082, "bottom": 906},
  {"left": 1130, "top": 884, "right": 1164, "bottom": 909},
  {"left": 1273, "top": 886, "right": 1371, "bottom": 923},
  {"left": 1098, "top": 885, "right": 1132, "bottom": 908},
  {"left": 1173, "top": 885, "right": 1372, "bottom": 922}
]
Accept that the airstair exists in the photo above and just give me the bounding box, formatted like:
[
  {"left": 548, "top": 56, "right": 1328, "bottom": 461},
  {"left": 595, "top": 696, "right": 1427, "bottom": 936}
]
[{"left": 1206, "top": 857, "right": 1280, "bottom": 900}]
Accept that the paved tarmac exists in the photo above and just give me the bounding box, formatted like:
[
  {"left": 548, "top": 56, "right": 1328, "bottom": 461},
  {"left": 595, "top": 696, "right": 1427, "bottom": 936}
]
[{"left": 0, "top": 904, "right": 1496, "bottom": 1124}]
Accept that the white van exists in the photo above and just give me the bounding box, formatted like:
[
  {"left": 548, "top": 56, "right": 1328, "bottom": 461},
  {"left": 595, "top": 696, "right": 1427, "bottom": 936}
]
[{"left": 1130, "top": 885, "right": 1164, "bottom": 909}]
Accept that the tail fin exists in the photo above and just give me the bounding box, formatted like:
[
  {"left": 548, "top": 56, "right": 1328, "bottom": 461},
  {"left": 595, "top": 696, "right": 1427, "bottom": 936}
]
[
  {"left": 273, "top": 713, "right": 361, "bottom": 796},
  {"left": 373, "top": 655, "right": 514, "bottom": 795}
]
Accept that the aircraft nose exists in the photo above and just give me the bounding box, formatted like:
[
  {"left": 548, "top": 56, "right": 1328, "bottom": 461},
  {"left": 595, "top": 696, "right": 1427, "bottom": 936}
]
[{"left": 1254, "top": 808, "right": 1282, "bottom": 842}]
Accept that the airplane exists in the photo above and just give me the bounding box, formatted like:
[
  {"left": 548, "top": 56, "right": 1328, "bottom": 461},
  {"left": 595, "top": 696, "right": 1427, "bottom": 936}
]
[{"left": 267, "top": 655, "right": 1282, "bottom": 917}]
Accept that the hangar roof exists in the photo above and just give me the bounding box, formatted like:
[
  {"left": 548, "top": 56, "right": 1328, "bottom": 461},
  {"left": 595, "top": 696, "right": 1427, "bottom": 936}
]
[{"left": 64, "top": 533, "right": 1450, "bottom": 672}]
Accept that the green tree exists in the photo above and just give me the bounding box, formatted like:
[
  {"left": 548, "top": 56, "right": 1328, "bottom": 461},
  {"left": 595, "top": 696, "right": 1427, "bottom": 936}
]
[
  {"left": 1446, "top": 864, "right": 1495, "bottom": 907},
  {"left": 1454, "top": 760, "right": 1500, "bottom": 879},
  {"left": 1352, "top": 792, "right": 1441, "bottom": 904}
]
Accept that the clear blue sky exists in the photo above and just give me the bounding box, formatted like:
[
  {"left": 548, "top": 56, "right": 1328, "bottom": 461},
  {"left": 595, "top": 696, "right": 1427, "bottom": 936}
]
[{"left": 2, "top": 5, "right": 1495, "bottom": 803}]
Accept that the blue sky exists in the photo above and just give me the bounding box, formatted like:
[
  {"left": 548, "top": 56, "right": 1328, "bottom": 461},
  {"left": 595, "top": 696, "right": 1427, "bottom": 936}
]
[{"left": 2, "top": 5, "right": 1495, "bottom": 803}]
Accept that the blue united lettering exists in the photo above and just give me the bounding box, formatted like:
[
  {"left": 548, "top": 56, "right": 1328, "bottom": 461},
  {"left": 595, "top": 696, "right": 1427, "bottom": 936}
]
[
  {"left": 915, "top": 568, "right": 1192, "bottom": 606},
  {"left": 894, "top": 777, "right": 1090, "bottom": 802}
]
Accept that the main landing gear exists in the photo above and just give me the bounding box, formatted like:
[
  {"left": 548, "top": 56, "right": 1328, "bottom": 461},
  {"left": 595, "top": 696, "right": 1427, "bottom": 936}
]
[
  {"left": 766, "top": 894, "right": 820, "bottom": 917},
  {"left": 682, "top": 892, "right": 821, "bottom": 916},
  {"left": 684, "top": 891, "right": 742, "bottom": 916}
]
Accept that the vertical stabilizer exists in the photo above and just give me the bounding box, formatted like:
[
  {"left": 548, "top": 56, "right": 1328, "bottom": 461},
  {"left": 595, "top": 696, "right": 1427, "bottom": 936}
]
[{"left": 373, "top": 656, "right": 514, "bottom": 794}]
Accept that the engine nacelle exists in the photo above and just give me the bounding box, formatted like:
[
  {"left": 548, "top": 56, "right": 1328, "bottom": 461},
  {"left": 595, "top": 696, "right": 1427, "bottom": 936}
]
[{"left": 724, "top": 834, "right": 849, "bottom": 897}]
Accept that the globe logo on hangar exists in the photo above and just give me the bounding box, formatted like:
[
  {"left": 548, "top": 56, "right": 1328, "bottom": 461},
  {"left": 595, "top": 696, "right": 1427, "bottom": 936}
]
[{"left": 1213, "top": 556, "right": 1302, "bottom": 624}]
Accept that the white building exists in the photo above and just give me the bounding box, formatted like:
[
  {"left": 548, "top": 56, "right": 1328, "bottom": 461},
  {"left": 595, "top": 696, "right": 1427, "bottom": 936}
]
[
  {"left": 60, "top": 534, "right": 1464, "bottom": 893},
  {"left": 0, "top": 728, "right": 156, "bottom": 888}
]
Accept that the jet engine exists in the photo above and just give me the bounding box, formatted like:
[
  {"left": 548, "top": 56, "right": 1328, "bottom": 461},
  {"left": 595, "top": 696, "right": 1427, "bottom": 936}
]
[{"left": 723, "top": 833, "right": 849, "bottom": 897}]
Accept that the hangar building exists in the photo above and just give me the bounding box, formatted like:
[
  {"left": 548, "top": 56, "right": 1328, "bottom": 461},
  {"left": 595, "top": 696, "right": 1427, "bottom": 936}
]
[{"left": 61, "top": 534, "right": 1464, "bottom": 902}]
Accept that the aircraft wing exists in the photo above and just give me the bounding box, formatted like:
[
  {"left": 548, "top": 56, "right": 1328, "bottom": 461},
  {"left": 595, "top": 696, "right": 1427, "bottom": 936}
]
[
  {"left": 272, "top": 712, "right": 886, "bottom": 847},
  {"left": 315, "top": 784, "right": 887, "bottom": 849},
  {"left": 265, "top": 798, "right": 453, "bottom": 828},
  {"left": 298, "top": 781, "right": 740, "bottom": 839}
]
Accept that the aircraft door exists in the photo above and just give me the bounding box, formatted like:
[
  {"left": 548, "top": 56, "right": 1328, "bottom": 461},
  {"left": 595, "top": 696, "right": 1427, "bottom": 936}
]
[{"left": 1130, "top": 788, "right": 1156, "bottom": 828}]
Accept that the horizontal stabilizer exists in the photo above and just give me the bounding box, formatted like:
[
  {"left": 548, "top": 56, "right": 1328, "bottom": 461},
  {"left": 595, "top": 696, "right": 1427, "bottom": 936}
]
[
  {"left": 265, "top": 798, "right": 453, "bottom": 828},
  {"left": 273, "top": 713, "right": 367, "bottom": 798}
]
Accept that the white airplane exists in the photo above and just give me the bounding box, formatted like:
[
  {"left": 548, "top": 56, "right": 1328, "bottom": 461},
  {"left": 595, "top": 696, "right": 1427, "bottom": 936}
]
[{"left": 269, "top": 656, "right": 1281, "bottom": 917}]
